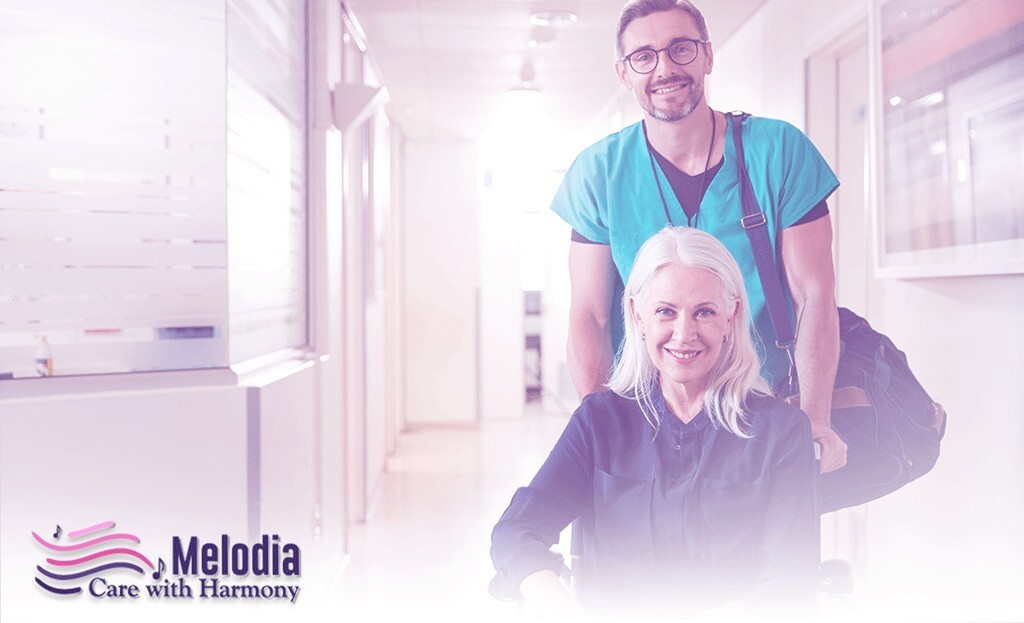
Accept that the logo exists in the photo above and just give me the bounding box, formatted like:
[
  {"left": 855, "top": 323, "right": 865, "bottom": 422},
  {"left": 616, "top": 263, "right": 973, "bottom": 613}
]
[
  {"left": 33, "top": 520, "right": 155, "bottom": 596},
  {"left": 33, "top": 521, "right": 302, "bottom": 604}
]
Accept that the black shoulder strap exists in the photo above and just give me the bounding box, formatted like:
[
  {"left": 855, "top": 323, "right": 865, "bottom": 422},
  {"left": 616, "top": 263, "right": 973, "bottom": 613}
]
[{"left": 727, "top": 112, "right": 796, "bottom": 351}]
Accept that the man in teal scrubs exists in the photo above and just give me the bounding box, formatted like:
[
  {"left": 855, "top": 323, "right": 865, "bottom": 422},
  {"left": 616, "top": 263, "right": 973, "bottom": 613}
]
[{"left": 553, "top": 0, "right": 847, "bottom": 472}]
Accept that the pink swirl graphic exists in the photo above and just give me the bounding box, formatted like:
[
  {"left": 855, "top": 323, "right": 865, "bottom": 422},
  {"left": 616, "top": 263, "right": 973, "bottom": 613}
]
[
  {"left": 32, "top": 531, "right": 140, "bottom": 552},
  {"left": 47, "top": 548, "right": 154, "bottom": 569},
  {"left": 68, "top": 521, "right": 114, "bottom": 539}
]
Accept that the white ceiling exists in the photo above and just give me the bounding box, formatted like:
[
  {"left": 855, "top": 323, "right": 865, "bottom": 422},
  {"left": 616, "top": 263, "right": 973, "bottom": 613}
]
[{"left": 346, "top": 0, "right": 767, "bottom": 143}]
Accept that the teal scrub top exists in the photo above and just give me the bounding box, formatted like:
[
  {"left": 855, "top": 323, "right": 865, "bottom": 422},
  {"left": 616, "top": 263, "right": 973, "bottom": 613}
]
[{"left": 551, "top": 115, "right": 839, "bottom": 387}]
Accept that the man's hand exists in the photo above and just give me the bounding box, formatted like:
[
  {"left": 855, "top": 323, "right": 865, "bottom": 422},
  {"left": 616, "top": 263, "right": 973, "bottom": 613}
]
[{"left": 812, "top": 422, "right": 848, "bottom": 473}]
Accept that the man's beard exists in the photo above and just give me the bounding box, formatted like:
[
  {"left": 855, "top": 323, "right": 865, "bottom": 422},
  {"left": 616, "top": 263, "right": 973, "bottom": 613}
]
[{"left": 641, "top": 81, "right": 703, "bottom": 122}]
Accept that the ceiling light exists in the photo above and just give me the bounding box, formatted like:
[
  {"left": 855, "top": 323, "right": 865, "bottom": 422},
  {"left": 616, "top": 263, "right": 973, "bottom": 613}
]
[
  {"left": 502, "top": 85, "right": 543, "bottom": 116},
  {"left": 529, "top": 10, "right": 577, "bottom": 26},
  {"left": 505, "top": 85, "right": 542, "bottom": 99},
  {"left": 529, "top": 25, "right": 557, "bottom": 47}
]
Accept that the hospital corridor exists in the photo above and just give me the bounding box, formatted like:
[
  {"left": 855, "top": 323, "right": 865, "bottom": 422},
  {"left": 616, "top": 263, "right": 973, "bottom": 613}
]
[{"left": 1, "top": 0, "right": 1023, "bottom": 622}]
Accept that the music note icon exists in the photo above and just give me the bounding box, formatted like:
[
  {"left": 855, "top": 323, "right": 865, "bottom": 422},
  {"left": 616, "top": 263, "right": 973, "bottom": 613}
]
[
  {"left": 52, "top": 525, "right": 62, "bottom": 540},
  {"left": 152, "top": 558, "right": 166, "bottom": 580}
]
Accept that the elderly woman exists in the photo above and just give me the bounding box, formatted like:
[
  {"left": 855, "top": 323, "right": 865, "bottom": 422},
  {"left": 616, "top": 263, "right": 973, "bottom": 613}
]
[{"left": 490, "top": 227, "right": 818, "bottom": 619}]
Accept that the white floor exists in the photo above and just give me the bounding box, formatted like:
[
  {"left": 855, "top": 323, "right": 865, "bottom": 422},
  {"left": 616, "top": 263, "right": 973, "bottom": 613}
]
[{"left": 323, "top": 408, "right": 573, "bottom": 622}]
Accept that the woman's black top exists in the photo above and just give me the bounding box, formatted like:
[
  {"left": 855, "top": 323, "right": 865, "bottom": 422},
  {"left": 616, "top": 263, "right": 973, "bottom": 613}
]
[{"left": 490, "top": 389, "right": 818, "bottom": 616}]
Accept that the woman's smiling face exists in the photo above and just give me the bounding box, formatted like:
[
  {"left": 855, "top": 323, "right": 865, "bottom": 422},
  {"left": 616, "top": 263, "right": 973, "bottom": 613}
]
[{"left": 630, "top": 263, "right": 737, "bottom": 398}]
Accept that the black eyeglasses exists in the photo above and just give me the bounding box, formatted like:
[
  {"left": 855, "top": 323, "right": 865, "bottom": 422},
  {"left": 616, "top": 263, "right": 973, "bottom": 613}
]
[{"left": 620, "top": 38, "right": 708, "bottom": 74}]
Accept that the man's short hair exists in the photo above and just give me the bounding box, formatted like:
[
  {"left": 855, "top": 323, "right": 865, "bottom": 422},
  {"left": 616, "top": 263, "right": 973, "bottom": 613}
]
[{"left": 615, "top": 0, "right": 710, "bottom": 58}]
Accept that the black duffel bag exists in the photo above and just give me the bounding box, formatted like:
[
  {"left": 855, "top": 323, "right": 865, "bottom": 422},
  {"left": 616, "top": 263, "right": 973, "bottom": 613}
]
[{"left": 814, "top": 308, "right": 946, "bottom": 512}]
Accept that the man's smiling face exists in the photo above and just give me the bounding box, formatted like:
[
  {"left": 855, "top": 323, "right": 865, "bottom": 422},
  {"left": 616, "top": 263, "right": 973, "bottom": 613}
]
[{"left": 615, "top": 9, "right": 713, "bottom": 122}]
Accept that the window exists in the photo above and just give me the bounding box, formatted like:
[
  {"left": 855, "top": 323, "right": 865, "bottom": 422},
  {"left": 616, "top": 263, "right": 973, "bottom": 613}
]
[
  {"left": 0, "top": 0, "right": 311, "bottom": 378},
  {"left": 0, "top": 1, "right": 228, "bottom": 378}
]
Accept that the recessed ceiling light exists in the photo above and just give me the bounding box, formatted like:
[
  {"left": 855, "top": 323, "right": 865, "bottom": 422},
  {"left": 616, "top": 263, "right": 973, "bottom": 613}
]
[
  {"left": 529, "top": 10, "right": 577, "bottom": 26},
  {"left": 506, "top": 85, "right": 541, "bottom": 95},
  {"left": 504, "top": 85, "right": 543, "bottom": 109},
  {"left": 529, "top": 25, "right": 557, "bottom": 47}
]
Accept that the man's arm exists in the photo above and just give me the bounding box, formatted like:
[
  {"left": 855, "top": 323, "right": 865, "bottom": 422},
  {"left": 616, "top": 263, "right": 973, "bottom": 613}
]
[
  {"left": 567, "top": 241, "right": 617, "bottom": 399},
  {"left": 778, "top": 215, "right": 847, "bottom": 473}
]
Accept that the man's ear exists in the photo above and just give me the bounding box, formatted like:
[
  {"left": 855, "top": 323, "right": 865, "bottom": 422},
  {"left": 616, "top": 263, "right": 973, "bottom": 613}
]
[
  {"left": 615, "top": 60, "right": 633, "bottom": 90},
  {"left": 704, "top": 41, "right": 714, "bottom": 75}
]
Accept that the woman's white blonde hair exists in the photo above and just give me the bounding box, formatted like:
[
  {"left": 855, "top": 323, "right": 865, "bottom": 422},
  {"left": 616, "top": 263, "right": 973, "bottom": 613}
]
[{"left": 607, "top": 226, "right": 769, "bottom": 437}]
